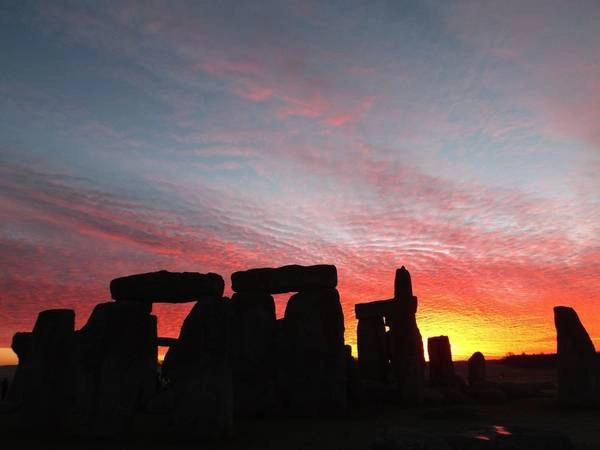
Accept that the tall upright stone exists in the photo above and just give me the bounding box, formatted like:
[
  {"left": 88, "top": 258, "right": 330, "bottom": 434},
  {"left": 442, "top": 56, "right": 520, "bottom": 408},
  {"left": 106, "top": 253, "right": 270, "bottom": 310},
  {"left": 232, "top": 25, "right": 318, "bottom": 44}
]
[
  {"left": 230, "top": 292, "right": 277, "bottom": 417},
  {"left": 390, "top": 266, "right": 425, "bottom": 403},
  {"left": 169, "top": 297, "right": 233, "bottom": 439},
  {"left": 356, "top": 317, "right": 388, "bottom": 381},
  {"left": 554, "top": 306, "right": 600, "bottom": 407},
  {"left": 72, "top": 302, "right": 157, "bottom": 436},
  {"left": 7, "top": 332, "right": 32, "bottom": 403},
  {"left": 394, "top": 266, "right": 413, "bottom": 300},
  {"left": 282, "top": 288, "right": 347, "bottom": 415},
  {"left": 20, "top": 309, "right": 76, "bottom": 433},
  {"left": 427, "top": 336, "right": 455, "bottom": 388},
  {"left": 468, "top": 352, "right": 486, "bottom": 386}
]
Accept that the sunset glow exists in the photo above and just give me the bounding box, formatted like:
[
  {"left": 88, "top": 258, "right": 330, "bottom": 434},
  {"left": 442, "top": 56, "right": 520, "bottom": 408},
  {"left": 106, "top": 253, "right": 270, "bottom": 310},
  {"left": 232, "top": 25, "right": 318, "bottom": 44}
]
[{"left": 1, "top": 1, "right": 599, "bottom": 366}]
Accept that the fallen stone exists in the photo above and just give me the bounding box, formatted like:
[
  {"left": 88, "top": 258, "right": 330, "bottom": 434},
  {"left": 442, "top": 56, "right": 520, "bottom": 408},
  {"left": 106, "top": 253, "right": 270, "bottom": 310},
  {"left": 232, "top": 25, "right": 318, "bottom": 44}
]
[
  {"left": 230, "top": 292, "right": 277, "bottom": 417},
  {"left": 71, "top": 302, "right": 157, "bottom": 437},
  {"left": 428, "top": 336, "right": 456, "bottom": 388},
  {"left": 553, "top": 306, "right": 600, "bottom": 407},
  {"left": 169, "top": 297, "right": 233, "bottom": 439},
  {"left": 282, "top": 288, "right": 347, "bottom": 415},
  {"left": 20, "top": 309, "right": 76, "bottom": 433},
  {"left": 110, "top": 270, "right": 225, "bottom": 302},
  {"left": 231, "top": 264, "right": 337, "bottom": 294},
  {"left": 468, "top": 352, "right": 486, "bottom": 386}
]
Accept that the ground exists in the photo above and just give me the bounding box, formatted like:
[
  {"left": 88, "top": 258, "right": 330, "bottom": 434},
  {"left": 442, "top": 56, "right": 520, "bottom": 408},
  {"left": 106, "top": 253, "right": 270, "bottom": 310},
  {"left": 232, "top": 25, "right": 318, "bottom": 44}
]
[{"left": 1, "top": 361, "right": 599, "bottom": 449}]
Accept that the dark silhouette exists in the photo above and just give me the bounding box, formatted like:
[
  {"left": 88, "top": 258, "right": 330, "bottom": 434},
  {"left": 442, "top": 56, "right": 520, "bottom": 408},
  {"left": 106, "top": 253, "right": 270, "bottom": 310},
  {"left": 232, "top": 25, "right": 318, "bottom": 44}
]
[
  {"left": 110, "top": 270, "right": 225, "bottom": 302},
  {"left": 427, "top": 335, "right": 456, "bottom": 388},
  {"left": 1, "top": 377, "right": 8, "bottom": 400},
  {"left": 231, "top": 264, "right": 337, "bottom": 293},
  {"left": 468, "top": 351, "right": 486, "bottom": 386},
  {"left": 554, "top": 306, "right": 600, "bottom": 407},
  {"left": 4, "top": 264, "right": 598, "bottom": 446},
  {"left": 354, "top": 266, "right": 425, "bottom": 404}
]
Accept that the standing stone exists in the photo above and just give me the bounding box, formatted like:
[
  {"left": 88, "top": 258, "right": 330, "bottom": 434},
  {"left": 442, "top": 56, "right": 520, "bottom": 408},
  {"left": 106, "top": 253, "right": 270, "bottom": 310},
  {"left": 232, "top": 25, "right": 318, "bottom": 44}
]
[
  {"left": 169, "top": 297, "right": 233, "bottom": 439},
  {"left": 20, "top": 309, "right": 76, "bottom": 433},
  {"left": 394, "top": 266, "right": 413, "bottom": 300},
  {"left": 554, "top": 306, "right": 600, "bottom": 407},
  {"left": 390, "top": 268, "right": 425, "bottom": 403},
  {"left": 468, "top": 352, "right": 486, "bottom": 386},
  {"left": 427, "top": 336, "right": 455, "bottom": 388},
  {"left": 110, "top": 270, "right": 225, "bottom": 302},
  {"left": 6, "top": 332, "right": 32, "bottom": 403},
  {"left": 231, "top": 264, "right": 337, "bottom": 294},
  {"left": 72, "top": 302, "right": 157, "bottom": 436},
  {"left": 282, "top": 288, "right": 347, "bottom": 415},
  {"left": 357, "top": 317, "right": 388, "bottom": 381},
  {"left": 230, "top": 292, "right": 277, "bottom": 417}
]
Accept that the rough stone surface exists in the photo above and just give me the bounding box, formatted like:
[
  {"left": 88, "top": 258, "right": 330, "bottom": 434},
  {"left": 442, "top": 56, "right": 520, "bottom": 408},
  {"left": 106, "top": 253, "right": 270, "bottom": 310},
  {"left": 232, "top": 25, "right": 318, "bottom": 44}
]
[
  {"left": 354, "top": 298, "right": 394, "bottom": 320},
  {"left": 20, "top": 309, "right": 76, "bottom": 433},
  {"left": 357, "top": 317, "right": 388, "bottom": 381},
  {"left": 428, "top": 336, "right": 455, "bottom": 388},
  {"left": 389, "top": 293, "right": 425, "bottom": 403},
  {"left": 282, "top": 288, "right": 347, "bottom": 415},
  {"left": 468, "top": 352, "right": 486, "bottom": 386},
  {"left": 72, "top": 302, "right": 157, "bottom": 436},
  {"left": 231, "top": 264, "right": 337, "bottom": 294},
  {"left": 230, "top": 292, "right": 277, "bottom": 417},
  {"left": 169, "top": 297, "right": 233, "bottom": 439},
  {"left": 110, "top": 270, "right": 225, "bottom": 302},
  {"left": 553, "top": 306, "right": 600, "bottom": 407},
  {"left": 6, "top": 332, "right": 32, "bottom": 402}
]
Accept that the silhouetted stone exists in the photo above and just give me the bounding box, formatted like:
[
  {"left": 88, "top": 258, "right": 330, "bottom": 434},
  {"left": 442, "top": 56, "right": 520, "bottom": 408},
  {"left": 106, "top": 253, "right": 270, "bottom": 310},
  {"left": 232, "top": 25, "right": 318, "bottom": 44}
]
[
  {"left": 357, "top": 317, "right": 388, "bottom": 381},
  {"left": 169, "top": 297, "right": 233, "bottom": 439},
  {"left": 282, "top": 288, "right": 347, "bottom": 415},
  {"left": 20, "top": 309, "right": 76, "bottom": 433},
  {"left": 231, "top": 264, "right": 337, "bottom": 294},
  {"left": 389, "top": 293, "right": 425, "bottom": 403},
  {"left": 553, "top": 306, "right": 600, "bottom": 407},
  {"left": 6, "top": 332, "right": 32, "bottom": 403},
  {"left": 110, "top": 270, "right": 225, "bottom": 302},
  {"left": 393, "top": 265, "right": 413, "bottom": 300},
  {"left": 230, "top": 292, "right": 277, "bottom": 417},
  {"left": 428, "top": 336, "right": 455, "bottom": 388},
  {"left": 468, "top": 352, "right": 486, "bottom": 386},
  {"left": 157, "top": 336, "right": 178, "bottom": 347},
  {"left": 354, "top": 298, "right": 394, "bottom": 320},
  {"left": 71, "top": 302, "right": 157, "bottom": 436}
]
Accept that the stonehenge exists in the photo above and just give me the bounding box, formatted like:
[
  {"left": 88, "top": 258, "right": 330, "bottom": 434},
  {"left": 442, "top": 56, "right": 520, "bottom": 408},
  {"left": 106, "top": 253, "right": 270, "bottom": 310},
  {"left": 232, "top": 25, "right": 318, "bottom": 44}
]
[
  {"left": 354, "top": 266, "right": 425, "bottom": 403},
  {"left": 554, "top": 306, "right": 600, "bottom": 407},
  {"left": 427, "top": 336, "right": 455, "bottom": 388},
  {"left": 468, "top": 352, "right": 486, "bottom": 386},
  {"left": 8, "top": 264, "right": 596, "bottom": 442},
  {"left": 71, "top": 302, "right": 157, "bottom": 436},
  {"left": 19, "top": 309, "right": 76, "bottom": 433},
  {"left": 230, "top": 264, "right": 346, "bottom": 416}
]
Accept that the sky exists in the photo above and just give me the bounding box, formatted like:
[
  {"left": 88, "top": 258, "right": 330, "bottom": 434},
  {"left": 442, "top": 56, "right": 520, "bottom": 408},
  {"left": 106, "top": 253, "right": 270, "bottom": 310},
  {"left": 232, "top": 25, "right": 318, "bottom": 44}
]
[{"left": 0, "top": 0, "right": 599, "bottom": 364}]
